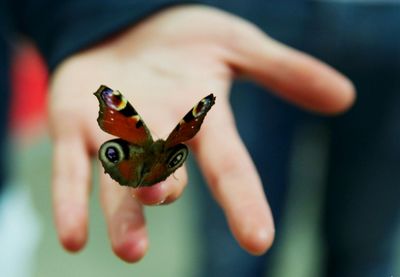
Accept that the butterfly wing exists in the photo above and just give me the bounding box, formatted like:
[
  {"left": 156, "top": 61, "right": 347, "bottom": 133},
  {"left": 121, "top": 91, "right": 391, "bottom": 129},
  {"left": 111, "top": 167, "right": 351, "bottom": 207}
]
[
  {"left": 96, "top": 88, "right": 215, "bottom": 187},
  {"left": 94, "top": 85, "right": 153, "bottom": 146},
  {"left": 99, "top": 138, "right": 147, "bottom": 187},
  {"left": 165, "top": 94, "right": 216, "bottom": 148},
  {"left": 140, "top": 143, "right": 189, "bottom": 186}
]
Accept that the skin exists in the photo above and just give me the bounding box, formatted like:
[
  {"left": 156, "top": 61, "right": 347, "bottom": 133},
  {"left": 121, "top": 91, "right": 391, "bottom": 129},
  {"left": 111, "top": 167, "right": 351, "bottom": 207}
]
[{"left": 49, "top": 6, "right": 355, "bottom": 263}]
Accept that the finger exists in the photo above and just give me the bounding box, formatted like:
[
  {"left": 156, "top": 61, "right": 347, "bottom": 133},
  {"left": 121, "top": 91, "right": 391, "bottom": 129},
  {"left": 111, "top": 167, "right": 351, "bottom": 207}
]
[
  {"left": 225, "top": 18, "right": 355, "bottom": 114},
  {"left": 131, "top": 166, "right": 188, "bottom": 205},
  {"left": 192, "top": 103, "right": 274, "bottom": 255},
  {"left": 100, "top": 169, "right": 148, "bottom": 263},
  {"left": 52, "top": 135, "right": 91, "bottom": 252}
]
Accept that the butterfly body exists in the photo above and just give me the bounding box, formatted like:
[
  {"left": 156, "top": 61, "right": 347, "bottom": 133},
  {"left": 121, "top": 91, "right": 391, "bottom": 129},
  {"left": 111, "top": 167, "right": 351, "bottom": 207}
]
[{"left": 95, "top": 85, "right": 215, "bottom": 188}]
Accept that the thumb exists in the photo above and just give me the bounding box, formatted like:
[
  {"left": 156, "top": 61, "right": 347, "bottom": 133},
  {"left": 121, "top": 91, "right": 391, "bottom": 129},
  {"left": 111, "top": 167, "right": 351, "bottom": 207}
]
[{"left": 224, "top": 18, "right": 355, "bottom": 114}]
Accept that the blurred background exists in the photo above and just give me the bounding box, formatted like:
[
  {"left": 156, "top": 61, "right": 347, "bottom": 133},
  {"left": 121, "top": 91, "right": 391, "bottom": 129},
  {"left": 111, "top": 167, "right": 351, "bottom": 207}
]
[{"left": 2, "top": 43, "right": 400, "bottom": 277}]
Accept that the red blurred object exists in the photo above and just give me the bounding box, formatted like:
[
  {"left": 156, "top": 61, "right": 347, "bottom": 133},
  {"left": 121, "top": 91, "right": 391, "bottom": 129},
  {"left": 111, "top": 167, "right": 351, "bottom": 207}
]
[{"left": 10, "top": 44, "right": 48, "bottom": 133}]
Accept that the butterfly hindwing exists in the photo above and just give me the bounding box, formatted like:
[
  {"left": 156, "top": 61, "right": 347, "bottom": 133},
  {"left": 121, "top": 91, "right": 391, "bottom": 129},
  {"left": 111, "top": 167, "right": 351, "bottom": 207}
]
[
  {"left": 165, "top": 94, "right": 215, "bottom": 148},
  {"left": 94, "top": 85, "right": 153, "bottom": 146},
  {"left": 140, "top": 143, "right": 189, "bottom": 186},
  {"left": 98, "top": 138, "right": 146, "bottom": 187},
  {"left": 98, "top": 139, "right": 189, "bottom": 187}
]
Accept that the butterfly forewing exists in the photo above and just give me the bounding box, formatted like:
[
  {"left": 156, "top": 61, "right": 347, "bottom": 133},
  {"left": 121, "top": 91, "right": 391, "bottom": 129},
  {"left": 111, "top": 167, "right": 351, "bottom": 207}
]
[
  {"left": 165, "top": 94, "right": 215, "bottom": 148},
  {"left": 94, "top": 85, "right": 153, "bottom": 146}
]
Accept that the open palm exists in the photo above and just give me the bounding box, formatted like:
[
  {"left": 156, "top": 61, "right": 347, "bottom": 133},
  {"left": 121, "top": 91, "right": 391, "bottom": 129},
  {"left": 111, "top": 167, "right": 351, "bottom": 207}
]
[{"left": 49, "top": 6, "right": 354, "bottom": 262}]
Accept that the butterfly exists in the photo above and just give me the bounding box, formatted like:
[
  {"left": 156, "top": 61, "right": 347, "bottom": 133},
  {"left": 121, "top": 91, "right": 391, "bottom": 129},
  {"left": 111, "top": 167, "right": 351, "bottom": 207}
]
[{"left": 94, "top": 85, "right": 215, "bottom": 188}]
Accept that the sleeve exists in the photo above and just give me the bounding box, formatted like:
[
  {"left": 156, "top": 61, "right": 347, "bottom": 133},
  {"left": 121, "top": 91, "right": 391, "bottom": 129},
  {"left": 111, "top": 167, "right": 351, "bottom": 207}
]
[{"left": 10, "top": 0, "right": 205, "bottom": 71}]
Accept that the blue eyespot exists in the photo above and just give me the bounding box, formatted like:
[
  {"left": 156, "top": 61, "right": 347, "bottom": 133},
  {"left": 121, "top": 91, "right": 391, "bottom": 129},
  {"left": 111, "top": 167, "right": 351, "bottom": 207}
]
[{"left": 106, "top": 146, "right": 120, "bottom": 163}]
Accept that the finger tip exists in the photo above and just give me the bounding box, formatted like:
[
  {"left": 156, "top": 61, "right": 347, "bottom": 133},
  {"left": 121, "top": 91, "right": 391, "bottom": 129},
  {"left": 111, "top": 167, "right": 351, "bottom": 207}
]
[
  {"left": 231, "top": 209, "right": 275, "bottom": 256},
  {"left": 113, "top": 237, "right": 148, "bottom": 263},
  {"left": 338, "top": 78, "right": 356, "bottom": 112},
  {"left": 59, "top": 231, "right": 87, "bottom": 253},
  {"left": 56, "top": 212, "right": 88, "bottom": 253},
  {"left": 322, "top": 73, "right": 357, "bottom": 115},
  {"left": 244, "top": 227, "right": 275, "bottom": 256}
]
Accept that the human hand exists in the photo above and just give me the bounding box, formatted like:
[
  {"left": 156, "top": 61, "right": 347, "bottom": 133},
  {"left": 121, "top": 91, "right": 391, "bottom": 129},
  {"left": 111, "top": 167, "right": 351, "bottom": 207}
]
[{"left": 49, "top": 5, "right": 355, "bottom": 263}]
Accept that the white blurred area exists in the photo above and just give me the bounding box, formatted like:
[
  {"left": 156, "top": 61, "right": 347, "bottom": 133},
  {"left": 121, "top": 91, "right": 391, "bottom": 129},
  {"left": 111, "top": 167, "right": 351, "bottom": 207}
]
[{"left": 0, "top": 183, "right": 41, "bottom": 277}]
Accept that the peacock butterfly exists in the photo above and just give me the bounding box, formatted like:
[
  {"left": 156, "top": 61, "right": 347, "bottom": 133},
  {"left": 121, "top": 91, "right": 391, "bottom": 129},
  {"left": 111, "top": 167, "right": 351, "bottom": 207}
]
[{"left": 94, "top": 85, "right": 215, "bottom": 187}]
